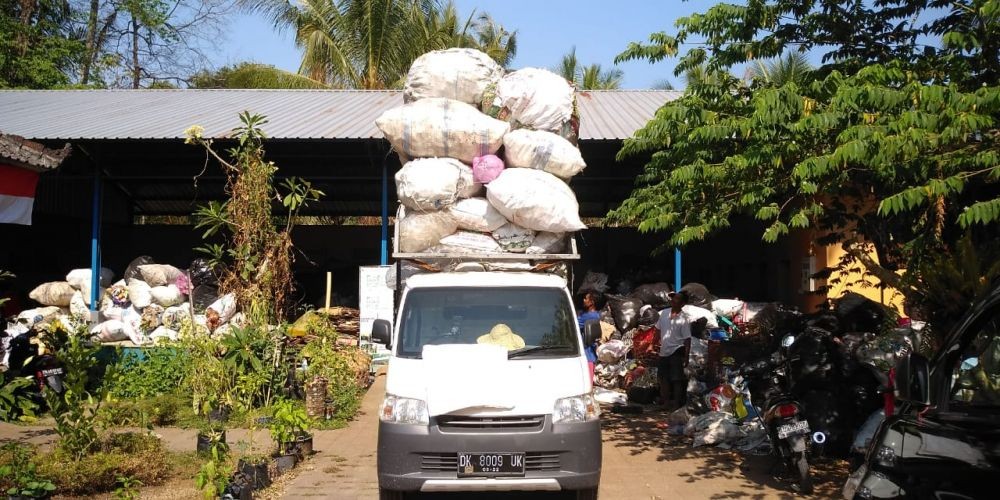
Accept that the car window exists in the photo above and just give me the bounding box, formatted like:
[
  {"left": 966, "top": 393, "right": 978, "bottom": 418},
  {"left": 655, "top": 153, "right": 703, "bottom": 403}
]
[{"left": 950, "top": 309, "right": 1000, "bottom": 407}]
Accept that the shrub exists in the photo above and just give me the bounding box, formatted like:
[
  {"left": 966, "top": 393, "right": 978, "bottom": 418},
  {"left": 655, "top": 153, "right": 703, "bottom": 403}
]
[
  {"left": 37, "top": 433, "right": 170, "bottom": 495},
  {"left": 105, "top": 347, "right": 190, "bottom": 399}
]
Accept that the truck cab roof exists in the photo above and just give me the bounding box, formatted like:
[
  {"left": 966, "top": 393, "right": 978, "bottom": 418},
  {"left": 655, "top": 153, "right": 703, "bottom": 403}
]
[{"left": 404, "top": 271, "right": 569, "bottom": 290}]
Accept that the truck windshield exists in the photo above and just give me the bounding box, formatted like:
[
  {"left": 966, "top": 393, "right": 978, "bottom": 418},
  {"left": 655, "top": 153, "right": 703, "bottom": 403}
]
[{"left": 397, "top": 287, "right": 578, "bottom": 359}]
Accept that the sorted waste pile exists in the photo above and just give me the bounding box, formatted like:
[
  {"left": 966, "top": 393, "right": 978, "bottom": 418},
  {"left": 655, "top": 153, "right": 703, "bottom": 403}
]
[
  {"left": 376, "top": 48, "right": 586, "bottom": 259},
  {"left": 5, "top": 256, "right": 237, "bottom": 347}
]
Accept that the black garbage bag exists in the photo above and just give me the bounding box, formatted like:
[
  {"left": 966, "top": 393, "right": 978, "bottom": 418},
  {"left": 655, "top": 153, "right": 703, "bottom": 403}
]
[
  {"left": 630, "top": 282, "right": 674, "bottom": 309},
  {"left": 123, "top": 255, "right": 155, "bottom": 282},
  {"left": 191, "top": 284, "right": 219, "bottom": 313},
  {"left": 626, "top": 386, "right": 658, "bottom": 405},
  {"left": 637, "top": 305, "right": 660, "bottom": 328},
  {"left": 577, "top": 271, "right": 609, "bottom": 294},
  {"left": 188, "top": 258, "right": 218, "bottom": 287},
  {"left": 835, "top": 292, "right": 890, "bottom": 333},
  {"left": 606, "top": 294, "right": 642, "bottom": 332},
  {"left": 680, "top": 282, "right": 715, "bottom": 309}
]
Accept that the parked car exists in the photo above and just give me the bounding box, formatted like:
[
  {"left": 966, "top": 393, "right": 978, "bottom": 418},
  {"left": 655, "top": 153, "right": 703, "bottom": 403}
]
[{"left": 843, "top": 285, "right": 1000, "bottom": 499}]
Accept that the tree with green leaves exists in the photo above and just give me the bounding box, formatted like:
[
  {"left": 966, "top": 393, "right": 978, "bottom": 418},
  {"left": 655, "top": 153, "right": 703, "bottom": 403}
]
[
  {"left": 612, "top": 0, "right": 1000, "bottom": 329},
  {"left": 556, "top": 47, "right": 624, "bottom": 90},
  {"left": 190, "top": 62, "right": 330, "bottom": 89},
  {"left": 0, "top": 0, "right": 84, "bottom": 88},
  {"left": 241, "top": 0, "right": 516, "bottom": 89}
]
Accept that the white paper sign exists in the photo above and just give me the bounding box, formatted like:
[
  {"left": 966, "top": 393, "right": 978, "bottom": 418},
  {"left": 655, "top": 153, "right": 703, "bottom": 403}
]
[{"left": 359, "top": 265, "right": 393, "bottom": 365}]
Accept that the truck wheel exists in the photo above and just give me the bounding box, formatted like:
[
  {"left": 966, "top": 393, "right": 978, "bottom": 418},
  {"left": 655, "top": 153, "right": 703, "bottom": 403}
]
[
  {"left": 575, "top": 486, "right": 599, "bottom": 500},
  {"left": 378, "top": 488, "right": 404, "bottom": 500}
]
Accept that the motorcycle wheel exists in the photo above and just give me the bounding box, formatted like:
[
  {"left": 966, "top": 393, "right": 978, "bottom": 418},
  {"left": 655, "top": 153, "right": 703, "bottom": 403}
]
[{"left": 791, "top": 451, "right": 812, "bottom": 494}]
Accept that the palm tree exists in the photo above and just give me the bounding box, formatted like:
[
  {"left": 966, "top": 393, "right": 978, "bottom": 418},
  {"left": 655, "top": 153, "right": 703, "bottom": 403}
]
[
  {"left": 651, "top": 79, "right": 674, "bottom": 90},
  {"left": 240, "top": 0, "right": 517, "bottom": 89},
  {"left": 556, "top": 47, "right": 624, "bottom": 90},
  {"left": 749, "top": 51, "right": 814, "bottom": 86}
]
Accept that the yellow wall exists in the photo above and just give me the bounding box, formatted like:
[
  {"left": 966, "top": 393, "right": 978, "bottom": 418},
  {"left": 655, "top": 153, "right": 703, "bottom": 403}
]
[{"left": 813, "top": 243, "right": 906, "bottom": 315}]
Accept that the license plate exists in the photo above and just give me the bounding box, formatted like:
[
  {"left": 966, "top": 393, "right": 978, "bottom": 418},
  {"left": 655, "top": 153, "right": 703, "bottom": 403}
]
[
  {"left": 777, "top": 420, "right": 810, "bottom": 439},
  {"left": 457, "top": 452, "right": 525, "bottom": 477}
]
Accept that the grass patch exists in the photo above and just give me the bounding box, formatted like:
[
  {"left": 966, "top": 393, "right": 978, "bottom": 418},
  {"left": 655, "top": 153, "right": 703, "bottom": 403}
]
[{"left": 35, "top": 432, "right": 171, "bottom": 495}]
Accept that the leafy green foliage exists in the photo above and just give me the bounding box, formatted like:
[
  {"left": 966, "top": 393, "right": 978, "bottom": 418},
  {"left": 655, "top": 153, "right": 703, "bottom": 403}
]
[
  {"left": 194, "top": 442, "right": 230, "bottom": 500},
  {"left": 36, "top": 433, "right": 171, "bottom": 496},
  {"left": 0, "top": 443, "right": 56, "bottom": 498},
  {"left": 268, "top": 398, "right": 310, "bottom": 447},
  {"left": 612, "top": 0, "right": 1000, "bottom": 321},
  {"left": 43, "top": 327, "right": 107, "bottom": 460},
  {"left": 220, "top": 325, "right": 282, "bottom": 410},
  {"left": 112, "top": 475, "right": 143, "bottom": 500},
  {"left": 0, "top": 377, "right": 38, "bottom": 422},
  {"left": 556, "top": 46, "right": 625, "bottom": 90},
  {"left": 190, "top": 62, "right": 331, "bottom": 89},
  {"left": 104, "top": 348, "right": 190, "bottom": 400},
  {"left": 0, "top": 0, "right": 83, "bottom": 88}
]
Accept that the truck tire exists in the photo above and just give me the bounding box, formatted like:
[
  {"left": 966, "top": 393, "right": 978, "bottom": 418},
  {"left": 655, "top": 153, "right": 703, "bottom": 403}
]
[
  {"left": 575, "top": 486, "right": 599, "bottom": 500},
  {"left": 378, "top": 488, "right": 404, "bottom": 500}
]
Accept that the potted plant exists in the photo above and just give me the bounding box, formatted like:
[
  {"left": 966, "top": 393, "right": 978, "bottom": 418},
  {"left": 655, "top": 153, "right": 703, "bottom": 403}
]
[
  {"left": 270, "top": 398, "right": 312, "bottom": 458},
  {"left": 196, "top": 422, "right": 227, "bottom": 456},
  {"left": 234, "top": 423, "right": 270, "bottom": 491},
  {"left": 268, "top": 399, "right": 310, "bottom": 473}
]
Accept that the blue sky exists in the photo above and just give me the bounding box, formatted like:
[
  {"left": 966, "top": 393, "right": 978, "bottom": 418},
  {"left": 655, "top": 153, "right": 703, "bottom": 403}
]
[{"left": 217, "top": 0, "right": 721, "bottom": 89}]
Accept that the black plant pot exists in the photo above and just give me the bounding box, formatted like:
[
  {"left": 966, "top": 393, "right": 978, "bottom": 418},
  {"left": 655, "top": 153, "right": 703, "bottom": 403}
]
[
  {"left": 272, "top": 453, "right": 298, "bottom": 475},
  {"left": 196, "top": 429, "right": 227, "bottom": 455},
  {"left": 283, "top": 433, "right": 314, "bottom": 459},
  {"left": 237, "top": 458, "right": 271, "bottom": 490},
  {"left": 221, "top": 473, "right": 252, "bottom": 500}
]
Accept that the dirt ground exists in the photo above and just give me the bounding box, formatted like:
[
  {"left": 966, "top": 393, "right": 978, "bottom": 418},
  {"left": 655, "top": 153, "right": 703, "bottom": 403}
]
[{"left": 0, "top": 376, "right": 852, "bottom": 499}]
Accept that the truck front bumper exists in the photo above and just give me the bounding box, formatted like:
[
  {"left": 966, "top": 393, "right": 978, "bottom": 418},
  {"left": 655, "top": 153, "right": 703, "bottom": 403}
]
[{"left": 377, "top": 415, "right": 602, "bottom": 492}]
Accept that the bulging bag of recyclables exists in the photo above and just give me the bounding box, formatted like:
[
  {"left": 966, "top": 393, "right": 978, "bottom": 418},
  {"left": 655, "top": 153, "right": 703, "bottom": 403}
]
[
  {"left": 483, "top": 68, "right": 576, "bottom": 134},
  {"left": 438, "top": 231, "right": 502, "bottom": 254},
  {"left": 397, "top": 208, "right": 458, "bottom": 253},
  {"left": 404, "top": 48, "right": 504, "bottom": 106},
  {"left": 503, "top": 129, "right": 586, "bottom": 179},
  {"left": 29, "top": 282, "right": 76, "bottom": 307},
  {"left": 492, "top": 222, "right": 535, "bottom": 253},
  {"left": 376, "top": 98, "right": 509, "bottom": 164},
  {"left": 448, "top": 197, "right": 507, "bottom": 232},
  {"left": 395, "top": 158, "right": 479, "bottom": 211},
  {"left": 486, "top": 168, "right": 586, "bottom": 233},
  {"left": 472, "top": 154, "right": 504, "bottom": 184},
  {"left": 526, "top": 232, "right": 566, "bottom": 254}
]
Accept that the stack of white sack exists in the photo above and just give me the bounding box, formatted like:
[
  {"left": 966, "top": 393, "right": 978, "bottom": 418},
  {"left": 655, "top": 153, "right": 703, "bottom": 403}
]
[
  {"left": 377, "top": 49, "right": 588, "bottom": 256},
  {"left": 22, "top": 257, "right": 242, "bottom": 345}
]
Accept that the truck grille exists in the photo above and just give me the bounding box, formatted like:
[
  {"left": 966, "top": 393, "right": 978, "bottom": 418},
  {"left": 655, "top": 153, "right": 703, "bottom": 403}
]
[
  {"left": 436, "top": 415, "right": 545, "bottom": 431},
  {"left": 419, "top": 452, "right": 561, "bottom": 472}
]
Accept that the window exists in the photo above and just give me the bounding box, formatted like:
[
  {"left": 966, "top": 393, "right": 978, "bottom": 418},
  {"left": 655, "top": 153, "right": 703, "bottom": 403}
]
[
  {"left": 949, "top": 309, "right": 1000, "bottom": 407},
  {"left": 397, "top": 287, "right": 578, "bottom": 359}
]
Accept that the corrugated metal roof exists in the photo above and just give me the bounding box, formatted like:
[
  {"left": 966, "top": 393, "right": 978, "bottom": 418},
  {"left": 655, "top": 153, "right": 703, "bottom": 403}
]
[{"left": 0, "top": 89, "right": 680, "bottom": 141}]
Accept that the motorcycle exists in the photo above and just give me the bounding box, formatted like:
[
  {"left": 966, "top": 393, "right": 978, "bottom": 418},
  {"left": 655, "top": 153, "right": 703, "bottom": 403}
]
[
  {"left": 736, "top": 333, "right": 815, "bottom": 494},
  {"left": 3, "top": 326, "right": 65, "bottom": 408}
]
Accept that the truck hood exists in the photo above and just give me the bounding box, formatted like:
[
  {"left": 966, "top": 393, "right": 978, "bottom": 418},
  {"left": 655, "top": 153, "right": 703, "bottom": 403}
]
[{"left": 385, "top": 344, "right": 591, "bottom": 416}]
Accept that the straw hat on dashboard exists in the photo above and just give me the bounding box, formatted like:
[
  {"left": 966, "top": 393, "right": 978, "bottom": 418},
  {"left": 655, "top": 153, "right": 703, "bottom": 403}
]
[{"left": 477, "top": 323, "right": 525, "bottom": 350}]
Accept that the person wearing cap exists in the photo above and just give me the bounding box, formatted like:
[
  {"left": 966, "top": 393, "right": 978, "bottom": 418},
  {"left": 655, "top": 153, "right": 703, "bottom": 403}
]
[{"left": 655, "top": 290, "right": 694, "bottom": 410}]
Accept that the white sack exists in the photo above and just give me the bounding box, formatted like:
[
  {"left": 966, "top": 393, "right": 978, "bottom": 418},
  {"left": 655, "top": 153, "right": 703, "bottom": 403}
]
[
  {"left": 150, "top": 284, "right": 184, "bottom": 307},
  {"left": 162, "top": 304, "right": 191, "bottom": 330},
  {"left": 66, "top": 267, "right": 114, "bottom": 289},
  {"left": 137, "top": 264, "right": 183, "bottom": 287},
  {"left": 492, "top": 223, "right": 535, "bottom": 253},
  {"left": 397, "top": 209, "right": 458, "bottom": 253},
  {"left": 438, "top": 231, "right": 502, "bottom": 254},
  {"left": 404, "top": 48, "right": 504, "bottom": 105},
  {"left": 29, "top": 282, "right": 76, "bottom": 307},
  {"left": 91, "top": 320, "right": 127, "bottom": 342},
  {"left": 448, "top": 197, "right": 507, "bottom": 232},
  {"left": 487, "top": 68, "right": 575, "bottom": 133},
  {"left": 375, "top": 98, "right": 509, "bottom": 163},
  {"left": 16, "top": 307, "right": 61, "bottom": 324},
  {"left": 486, "top": 168, "right": 586, "bottom": 232},
  {"left": 127, "top": 278, "right": 152, "bottom": 309},
  {"left": 526, "top": 232, "right": 566, "bottom": 254},
  {"left": 597, "top": 340, "right": 629, "bottom": 363},
  {"left": 395, "top": 158, "right": 477, "bottom": 211},
  {"left": 150, "top": 326, "right": 179, "bottom": 343},
  {"left": 712, "top": 299, "right": 745, "bottom": 318},
  {"left": 456, "top": 162, "right": 483, "bottom": 198},
  {"left": 69, "top": 291, "right": 90, "bottom": 321},
  {"left": 503, "top": 129, "right": 586, "bottom": 179},
  {"left": 120, "top": 306, "right": 147, "bottom": 345},
  {"left": 101, "top": 304, "right": 126, "bottom": 322},
  {"left": 207, "top": 293, "right": 237, "bottom": 324}
]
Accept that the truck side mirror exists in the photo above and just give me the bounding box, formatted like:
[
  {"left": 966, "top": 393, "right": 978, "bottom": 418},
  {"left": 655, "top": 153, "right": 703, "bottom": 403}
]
[
  {"left": 895, "top": 353, "right": 930, "bottom": 406},
  {"left": 583, "top": 320, "right": 601, "bottom": 346},
  {"left": 372, "top": 319, "right": 392, "bottom": 349}
]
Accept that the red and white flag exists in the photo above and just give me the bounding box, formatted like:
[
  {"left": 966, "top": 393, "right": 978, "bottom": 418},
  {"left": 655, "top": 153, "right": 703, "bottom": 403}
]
[{"left": 0, "top": 163, "right": 40, "bottom": 225}]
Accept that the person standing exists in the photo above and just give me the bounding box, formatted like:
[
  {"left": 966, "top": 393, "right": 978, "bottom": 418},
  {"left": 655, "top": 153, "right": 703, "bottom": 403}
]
[
  {"left": 656, "top": 290, "right": 693, "bottom": 410},
  {"left": 577, "top": 291, "right": 602, "bottom": 382}
]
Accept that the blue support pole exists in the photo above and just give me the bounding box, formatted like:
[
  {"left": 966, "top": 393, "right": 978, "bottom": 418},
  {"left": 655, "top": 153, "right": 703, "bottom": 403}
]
[
  {"left": 89, "top": 169, "right": 102, "bottom": 314},
  {"left": 674, "top": 247, "right": 682, "bottom": 292},
  {"left": 380, "top": 159, "right": 388, "bottom": 266}
]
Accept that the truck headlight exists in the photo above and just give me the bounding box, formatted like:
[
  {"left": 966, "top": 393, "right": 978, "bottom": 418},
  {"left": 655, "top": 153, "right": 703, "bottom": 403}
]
[
  {"left": 553, "top": 393, "right": 600, "bottom": 423},
  {"left": 380, "top": 394, "right": 428, "bottom": 425}
]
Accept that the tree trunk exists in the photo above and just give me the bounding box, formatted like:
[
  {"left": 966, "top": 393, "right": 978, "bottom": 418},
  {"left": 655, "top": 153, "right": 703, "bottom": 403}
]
[
  {"left": 15, "top": 0, "right": 38, "bottom": 56},
  {"left": 81, "top": 0, "right": 100, "bottom": 84},
  {"left": 131, "top": 17, "right": 140, "bottom": 89}
]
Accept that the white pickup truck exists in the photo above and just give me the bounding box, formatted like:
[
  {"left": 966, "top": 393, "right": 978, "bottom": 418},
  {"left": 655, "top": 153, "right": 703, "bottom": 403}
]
[{"left": 372, "top": 240, "right": 602, "bottom": 499}]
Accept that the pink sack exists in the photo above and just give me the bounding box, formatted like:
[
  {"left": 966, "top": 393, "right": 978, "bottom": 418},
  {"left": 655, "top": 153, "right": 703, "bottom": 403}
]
[{"left": 472, "top": 154, "right": 504, "bottom": 184}]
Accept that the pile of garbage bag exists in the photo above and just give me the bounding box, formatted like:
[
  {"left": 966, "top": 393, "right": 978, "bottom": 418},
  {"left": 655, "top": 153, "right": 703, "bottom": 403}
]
[
  {"left": 5, "top": 256, "right": 240, "bottom": 348},
  {"left": 377, "top": 48, "right": 586, "bottom": 257}
]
